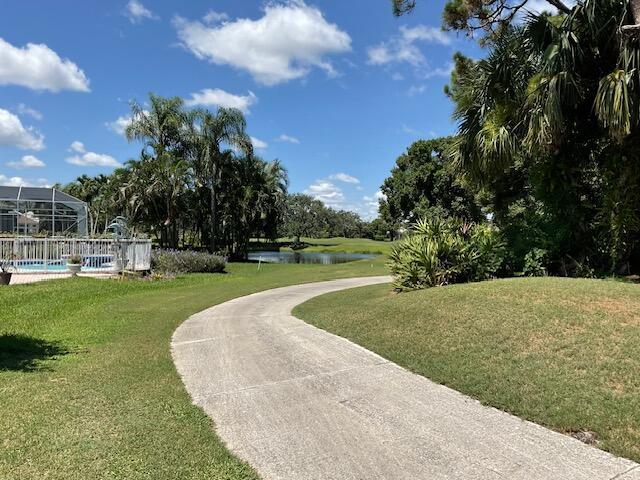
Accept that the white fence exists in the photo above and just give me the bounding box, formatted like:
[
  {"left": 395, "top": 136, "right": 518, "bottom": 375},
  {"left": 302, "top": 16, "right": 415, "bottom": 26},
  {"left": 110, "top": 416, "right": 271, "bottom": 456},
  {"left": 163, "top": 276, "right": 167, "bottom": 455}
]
[{"left": 0, "top": 237, "right": 151, "bottom": 273}]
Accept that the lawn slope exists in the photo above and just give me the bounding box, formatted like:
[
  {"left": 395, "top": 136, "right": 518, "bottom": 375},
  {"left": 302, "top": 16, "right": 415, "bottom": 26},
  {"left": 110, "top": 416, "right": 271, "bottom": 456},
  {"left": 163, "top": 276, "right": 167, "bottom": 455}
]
[
  {"left": 294, "top": 277, "right": 640, "bottom": 462},
  {"left": 0, "top": 258, "right": 386, "bottom": 480}
]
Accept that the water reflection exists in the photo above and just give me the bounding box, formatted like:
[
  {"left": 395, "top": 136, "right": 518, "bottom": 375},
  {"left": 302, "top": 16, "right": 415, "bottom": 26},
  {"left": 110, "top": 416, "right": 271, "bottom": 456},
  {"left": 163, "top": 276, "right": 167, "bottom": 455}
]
[{"left": 247, "top": 251, "right": 376, "bottom": 265}]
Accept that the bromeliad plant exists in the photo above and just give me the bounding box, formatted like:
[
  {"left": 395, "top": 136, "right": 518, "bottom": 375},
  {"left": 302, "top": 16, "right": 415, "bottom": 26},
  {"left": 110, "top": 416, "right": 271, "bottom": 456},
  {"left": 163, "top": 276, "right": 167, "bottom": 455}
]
[{"left": 388, "top": 217, "right": 505, "bottom": 291}]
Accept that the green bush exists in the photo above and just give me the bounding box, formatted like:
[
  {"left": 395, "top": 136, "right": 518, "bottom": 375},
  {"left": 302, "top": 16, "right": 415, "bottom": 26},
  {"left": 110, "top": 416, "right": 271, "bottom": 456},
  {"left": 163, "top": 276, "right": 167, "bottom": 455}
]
[
  {"left": 388, "top": 218, "right": 505, "bottom": 291},
  {"left": 523, "top": 248, "right": 548, "bottom": 276},
  {"left": 151, "top": 250, "right": 226, "bottom": 274}
]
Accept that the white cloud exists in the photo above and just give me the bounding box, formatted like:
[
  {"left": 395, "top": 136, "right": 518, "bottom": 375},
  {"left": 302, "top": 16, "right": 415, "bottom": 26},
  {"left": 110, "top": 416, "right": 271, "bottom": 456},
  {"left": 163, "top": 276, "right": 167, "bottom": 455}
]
[
  {"left": 251, "top": 136, "right": 268, "bottom": 149},
  {"left": 304, "top": 180, "right": 386, "bottom": 220},
  {"left": 106, "top": 109, "right": 150, "bottom": 136},
  {"left": 401, "top": 124, "right": 419, "bottom": 135},
  {"left": 65, "top": 141, "right": 119, "bottom": 167},
  {"left": 367, "top": 25, "right": 450, "bottom": 68},
  {"left": 17, "top": 103, "right": 43, "bottom": 121},
  {"left": 105, "top": 115, "right": 132, "bottom": 136},
  {"left": 173, "top": 1, "right": 351, "bottom": 85},
  {"left": 203, "top": 10, "right": 229, "bottom": 24},
  {"left": 362, "top": 190, "right": 386, "bottom": 204},
  {"left": 6, "top": 155, "right": 45, "bottom": 169},
  {"left": 125, "top": 0, "right": 158, "bottom": 23},
  {"left": 0, "top": 174, "right": 49, "bottom": 187},
  {"left": 185, "top": 88, "right": 257, "bottom": 113},
  {"left": 0, "top": 37, "right": 89, "bottom": 92},
  {"left": 407, "top": 84, "right": 426, "bottom": 96},
  {"left": 329, "top": 172, "right": 360, "bottom": 184},
  {"left": 360, "top": 190, "right": 387, "bottom": 219},
  {"left": 70, "top": 140, "right": 85, "bottom": 153},
  {"left": 304, "top": 180, "right": 347, "bottom": 209},
  {"left": 276, "top": 134, "right": 300, "bottom": 144},
  {"left": 400, "top": 25, "right": 451, "bottom": 45},
  {"left": 0, "top": 108, "right": 45, "bottom": 150},
  {"left": 424, "top": 63, "right": 453, "bottom": 79}
]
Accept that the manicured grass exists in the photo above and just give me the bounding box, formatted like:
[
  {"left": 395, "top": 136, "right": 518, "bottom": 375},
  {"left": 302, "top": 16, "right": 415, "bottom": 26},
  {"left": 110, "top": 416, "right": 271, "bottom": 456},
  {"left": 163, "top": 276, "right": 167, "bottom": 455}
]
[
  {"left": 280, "top": 237, "right": 394, "bottom": 255},
  {"left": 294, "top": 277, "right": 640, "bottom": 462},
  {"left": 0, "top": 258, "right": 387, "bottom": 480}
]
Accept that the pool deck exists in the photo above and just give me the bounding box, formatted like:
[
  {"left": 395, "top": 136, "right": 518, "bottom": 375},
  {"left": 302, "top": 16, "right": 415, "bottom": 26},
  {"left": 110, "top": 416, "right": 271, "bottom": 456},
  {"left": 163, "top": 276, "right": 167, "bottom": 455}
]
[{"left": 8, "top": 272, "right": 115, "bottom": 285}]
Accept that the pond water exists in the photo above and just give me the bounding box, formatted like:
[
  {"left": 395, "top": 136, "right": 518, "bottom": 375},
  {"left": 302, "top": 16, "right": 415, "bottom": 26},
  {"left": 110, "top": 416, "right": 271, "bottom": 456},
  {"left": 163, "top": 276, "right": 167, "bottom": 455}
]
[{"left": 247, "top": 251, "right": 376, "bottom": 265}]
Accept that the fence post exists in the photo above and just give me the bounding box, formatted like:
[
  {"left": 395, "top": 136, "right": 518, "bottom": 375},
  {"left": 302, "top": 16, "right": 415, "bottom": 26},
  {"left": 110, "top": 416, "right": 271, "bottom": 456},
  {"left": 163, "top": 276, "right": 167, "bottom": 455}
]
[
  {"left": 132, "top": 240, "right": 137, "bottom": 273},
  {"left": 44, "top": 238, "right": 48, "bottom": 272}
]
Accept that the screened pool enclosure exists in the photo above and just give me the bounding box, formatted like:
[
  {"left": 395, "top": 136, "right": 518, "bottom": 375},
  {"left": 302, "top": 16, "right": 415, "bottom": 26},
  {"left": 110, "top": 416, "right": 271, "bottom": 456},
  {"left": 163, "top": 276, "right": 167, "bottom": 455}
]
[
  {"left": 0, "top": 186, "right": 88, "bottom": 236},
  {"left": 0, "top": 186, "right": 151, "bottom": 276}
]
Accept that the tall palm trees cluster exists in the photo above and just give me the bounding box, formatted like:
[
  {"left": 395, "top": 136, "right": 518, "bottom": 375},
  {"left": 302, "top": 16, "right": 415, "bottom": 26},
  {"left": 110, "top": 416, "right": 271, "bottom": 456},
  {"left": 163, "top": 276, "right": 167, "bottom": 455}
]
[{"left": 62, "top": 94, "right": 288, "bottom": 258}]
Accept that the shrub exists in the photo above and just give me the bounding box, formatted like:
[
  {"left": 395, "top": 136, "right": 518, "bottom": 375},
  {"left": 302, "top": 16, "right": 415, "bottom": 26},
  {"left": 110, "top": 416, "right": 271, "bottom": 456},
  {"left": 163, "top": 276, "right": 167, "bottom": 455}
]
[
  {"left": 151, "top": 250, "right": 226, "bottom": 274},
  {"left": 523, "top": 248, "right": 548, "bottom": 276},
  {"left": 388, "top": 218, "right": 505, "bottom": 291}
]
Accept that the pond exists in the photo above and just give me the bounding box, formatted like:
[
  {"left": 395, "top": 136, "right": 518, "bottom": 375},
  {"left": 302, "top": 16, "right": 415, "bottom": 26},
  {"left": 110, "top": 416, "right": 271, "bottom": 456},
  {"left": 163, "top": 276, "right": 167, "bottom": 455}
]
[{"left": 247, "top": 251, "right": 377, "bottom": 265}]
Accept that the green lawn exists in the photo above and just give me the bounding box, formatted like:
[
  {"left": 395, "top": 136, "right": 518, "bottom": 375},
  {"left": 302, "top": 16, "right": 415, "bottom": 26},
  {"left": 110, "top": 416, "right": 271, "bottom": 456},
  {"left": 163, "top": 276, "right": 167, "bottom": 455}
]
[
  {"left": 279, "top": 237, "right": 394, "bottom": 255},
  {"left": 0, "top": 258, "right": 387, "bottom": 480},
  {"left": 294, "top": 277, "right": 640, "bottom": 462}
]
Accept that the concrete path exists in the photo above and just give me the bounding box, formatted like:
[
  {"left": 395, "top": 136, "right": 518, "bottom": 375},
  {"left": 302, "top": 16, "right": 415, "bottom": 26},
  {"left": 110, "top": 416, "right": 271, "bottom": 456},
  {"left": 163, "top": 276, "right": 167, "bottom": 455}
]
[{"left": 172, "top": 277, "right": 640, "bottom": 480}]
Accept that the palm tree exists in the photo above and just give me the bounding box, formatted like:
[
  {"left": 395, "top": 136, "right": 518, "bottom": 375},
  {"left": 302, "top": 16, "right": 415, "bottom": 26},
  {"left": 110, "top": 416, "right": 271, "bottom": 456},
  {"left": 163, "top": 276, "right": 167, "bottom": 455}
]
[
  {"left": 450, "top": 0, "right": 640, "bottom": 272},
  {"left": 125, "top": 94, "right": 187, "bottom": 158},
  {"left": 257, "top": 159, "right": 289, "bottom": 240},
  {"left": 124, "top": 95, "right": 190, "bottom": 247},
  {"left": 190, "top": 108, "right": 253, "bottom": 253}
]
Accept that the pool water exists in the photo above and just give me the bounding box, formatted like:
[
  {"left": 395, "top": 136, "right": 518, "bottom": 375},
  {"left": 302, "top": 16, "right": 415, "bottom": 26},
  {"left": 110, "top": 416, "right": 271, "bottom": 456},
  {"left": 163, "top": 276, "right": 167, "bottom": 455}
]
[
  {"left": 14, "top": 255, "right": 116, "bottom": 272},
  {"left": 247, "top": 251, "right": 376, "bottom": 265},
  {"left": 18, "top": 263, "right": 67, "bottom": 271}
]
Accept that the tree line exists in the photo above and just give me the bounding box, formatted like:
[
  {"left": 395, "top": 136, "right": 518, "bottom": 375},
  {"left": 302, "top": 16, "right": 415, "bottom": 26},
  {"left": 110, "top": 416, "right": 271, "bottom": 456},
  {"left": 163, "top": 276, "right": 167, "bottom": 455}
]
[{"left": 279, "top": 194, "right": 389, "bottom": 241}]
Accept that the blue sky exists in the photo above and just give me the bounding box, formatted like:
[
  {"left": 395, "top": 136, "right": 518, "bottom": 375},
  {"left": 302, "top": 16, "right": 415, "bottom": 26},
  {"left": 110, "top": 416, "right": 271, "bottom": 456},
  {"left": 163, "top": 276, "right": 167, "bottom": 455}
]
[{"left": 0, "top": 0, "right": 484, "bottom": 218}]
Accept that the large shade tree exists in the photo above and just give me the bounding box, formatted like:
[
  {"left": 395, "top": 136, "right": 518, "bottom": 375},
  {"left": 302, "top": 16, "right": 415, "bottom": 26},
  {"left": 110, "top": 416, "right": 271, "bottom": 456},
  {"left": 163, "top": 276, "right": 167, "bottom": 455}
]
[{"left": 380, "top": 137, "right": 483, "bottom": 227}]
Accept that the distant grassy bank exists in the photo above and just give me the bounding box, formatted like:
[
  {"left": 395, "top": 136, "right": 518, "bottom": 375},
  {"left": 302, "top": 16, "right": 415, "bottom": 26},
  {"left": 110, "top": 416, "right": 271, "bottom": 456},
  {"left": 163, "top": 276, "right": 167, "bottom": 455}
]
[
  {"left": 249, "top": 237, "right": 394, "bottom": 255},
  {"left": 295, "top": 277, "right": 640, "bottom": 462},
  {"left": 0, "top": 258, "right": 387, "bottom": 479}
]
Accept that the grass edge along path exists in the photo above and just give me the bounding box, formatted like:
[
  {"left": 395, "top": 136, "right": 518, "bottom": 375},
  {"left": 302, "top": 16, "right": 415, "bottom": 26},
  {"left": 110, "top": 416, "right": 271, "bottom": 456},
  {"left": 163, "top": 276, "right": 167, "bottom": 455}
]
[
  {"left": 0, "top": 258, "right": 386, "bottom": 480},
  {"left": 293, "top": 277, "right": 640, "bottom": 463}
]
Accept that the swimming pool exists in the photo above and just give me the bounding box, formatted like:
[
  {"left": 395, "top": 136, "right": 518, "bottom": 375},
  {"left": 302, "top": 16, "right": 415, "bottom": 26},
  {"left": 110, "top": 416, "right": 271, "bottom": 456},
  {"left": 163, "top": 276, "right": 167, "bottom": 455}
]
[{"left": 14, "top": 255, "right": 116, "bottom": 272}]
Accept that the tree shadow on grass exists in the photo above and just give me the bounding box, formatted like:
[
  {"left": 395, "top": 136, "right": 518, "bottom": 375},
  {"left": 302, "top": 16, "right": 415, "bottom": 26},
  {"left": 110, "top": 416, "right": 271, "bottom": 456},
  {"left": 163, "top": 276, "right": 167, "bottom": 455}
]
[{"left": 0, "top": 334, "right": 70, "bottom": 372}]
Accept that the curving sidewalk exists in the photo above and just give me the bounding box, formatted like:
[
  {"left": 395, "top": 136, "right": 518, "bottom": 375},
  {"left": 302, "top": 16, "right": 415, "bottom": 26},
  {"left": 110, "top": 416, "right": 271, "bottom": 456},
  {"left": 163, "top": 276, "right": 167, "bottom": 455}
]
[{"left": 171, "top": 277, "right": 640, "bottom": 480}]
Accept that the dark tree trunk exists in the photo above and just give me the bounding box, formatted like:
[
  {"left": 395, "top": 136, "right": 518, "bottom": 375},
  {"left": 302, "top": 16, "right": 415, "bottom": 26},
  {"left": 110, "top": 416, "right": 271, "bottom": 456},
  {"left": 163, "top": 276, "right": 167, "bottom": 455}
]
[{"left": 209, "top": 182, "right": 217, "bottom": 253}]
